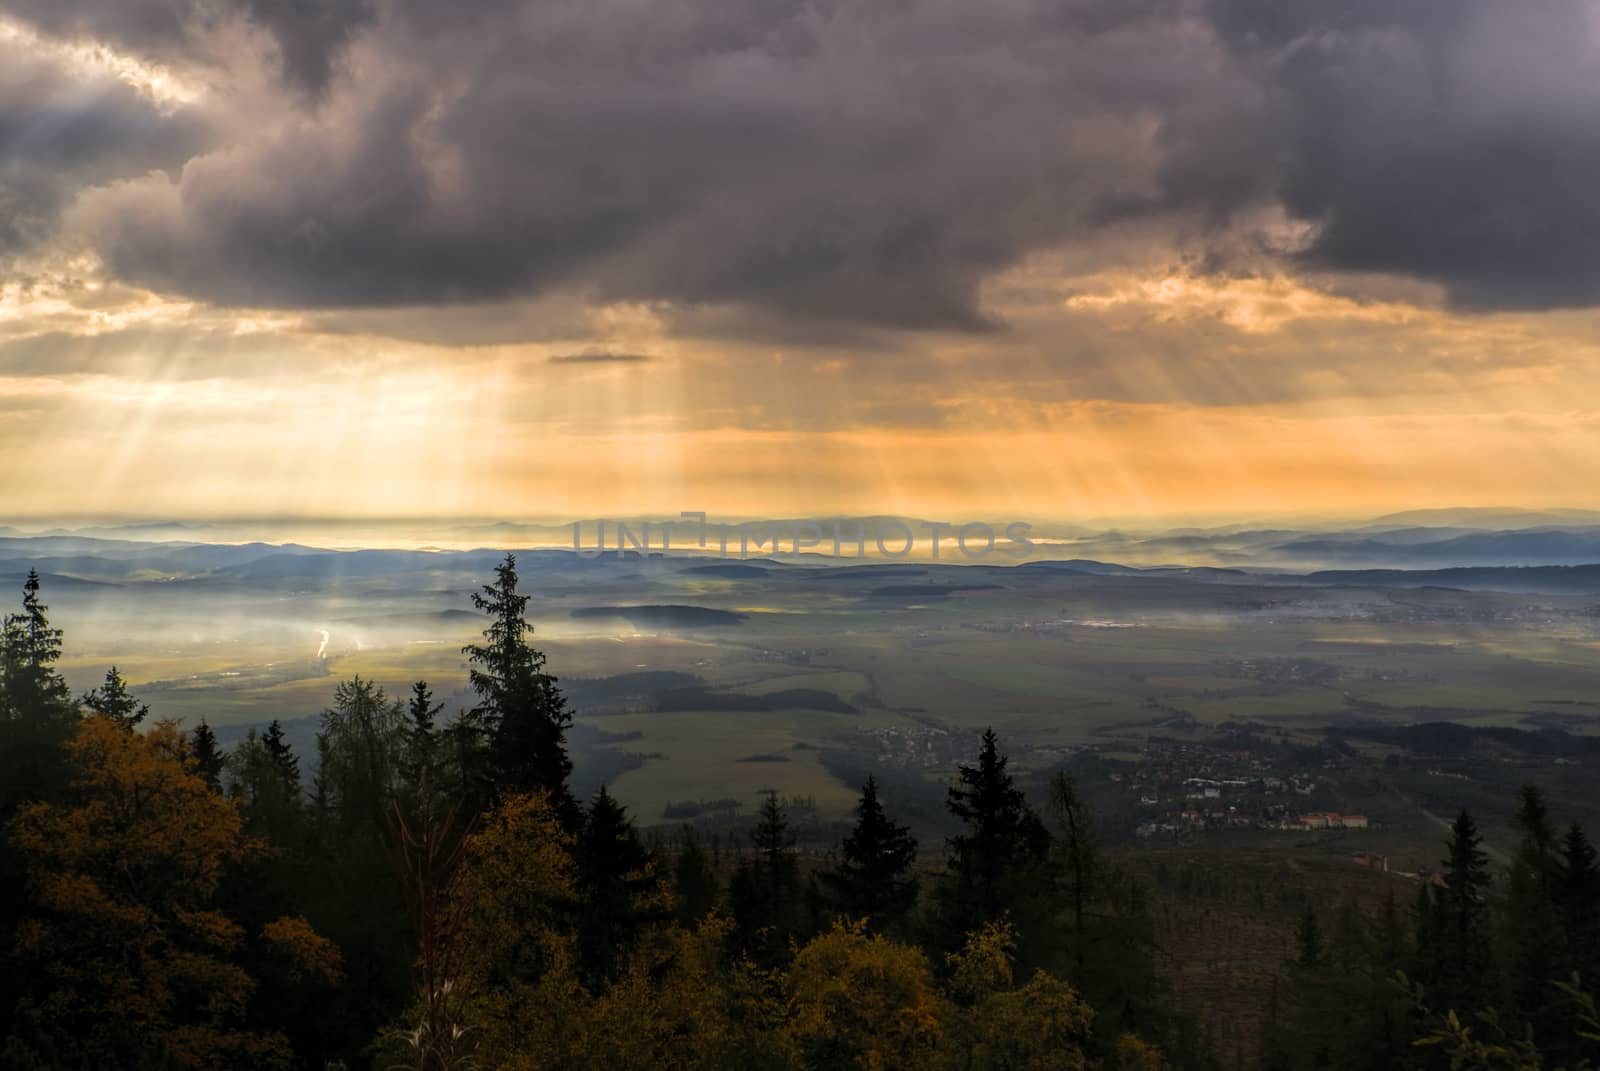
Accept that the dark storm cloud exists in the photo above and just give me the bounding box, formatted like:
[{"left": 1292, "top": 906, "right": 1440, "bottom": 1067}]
[
  {"left": 0, "top": 53, "right": 203, "bottom": 255},
  {"left": 1200, "top": 0, "right": 1600, "bottom": 310},
  {"left": 66, "top": 0, "right": 1226, "bottom": 328},
  {"left": 15, "top": 0, "right": 1600, "bottom": 326},
  {"left": 0, "top": 0, "right": 371, "bottom": 95}
]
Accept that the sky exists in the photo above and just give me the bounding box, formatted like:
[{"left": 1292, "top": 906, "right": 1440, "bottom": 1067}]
[{"left": 4, "top": 0, "right": 1600, "bottom": 526}]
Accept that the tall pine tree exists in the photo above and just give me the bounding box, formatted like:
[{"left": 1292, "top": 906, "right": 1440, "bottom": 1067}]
[
  {"left": 1505, "top": 785, "right": 1563, "bottom": 1040},
  {"left": 574, "top": 786, "right": 659, "bottom": 983},
  {"left": 1420, "top": 809, "right": 1494, "bottom": 1016},
  {"left": 731, "top": 790, "right": 804, "bottom": 963},
  {"left": 402, "top": 681, "right": 442, "bottom": 785},
  {"left": 940, "top": 729, "right": 1048, "bottom": 939},
  {"left": 188, "top": 718, "right": 226, "bottom": 790},
  {"left": 462, "top": 555, "right": 575, "bottom": 822},
  {"left": 672, "top": 824, "right": 720, "bottom": 928},
  {"left": 0, "top": 570, "right": 77, "bottom": 817},
  {"left": 816, "top": 777, "right": 919, "bottom": 931},
  {"left": 1558, "top": 823, "right": 1600, "bottom": 990},
  {"left": 0, "top": 570, "right": 74, "bottom": 725}
]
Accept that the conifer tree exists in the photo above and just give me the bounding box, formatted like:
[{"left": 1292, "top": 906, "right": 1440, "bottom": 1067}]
[
  {"left": 80, "top": 665, "right": 149, "bottom": 730},
  {"left": 188, "top": 718, "right": 226, "bottom": 790},
  {"left": 441, "top": 708, "right": 492, "bottom": 816},
  {"left": 0, "top": 570, "right": 74, "bottom": 725},
  {"left": 463, "top": 554, "right": 574, "bottom": 822},
  {"left": 0, "top": 571, "right": 77, "bottom": 819},
  {"left": 731, "top": 790, "right": 803, "bottom": 963},
  {"left": 1506, "top": 785, "right": 1563, "bottom": 1038},
  {"left": 941, "top": 729, "right": 1048, "bottom": 935},
  {"left": 402, "top": 680, "right": 442, "bottom": 785},
  {"left": 1424, "top": 808, "right": 1494, "bottom": 1016},
  {"left": 574, "top": 786, "right": 658, "bottom": 983},
  {"left": 1039, "top": 771, "right": 1163, "bottom": 1058},
  {"left": 1559, "top": 823, "right": 1600, "bottom": 988},
  {"left": 309, "top": 678, "right": 413, "bottom": 1048},
  {"left": 228, "top": 726, "right": 304, "bottom": 840},
  {"left": 263, "top": 718, "right": 301, "bottom": 793},
  {"left": 1046, "top": 772, "right": 1099, "bottom": 976},
  {"left": 817, "top": 777, "right": 919, "bottom": 931},
  {"left": 672, "top": 824, "right": 719, "bottom": 927}
]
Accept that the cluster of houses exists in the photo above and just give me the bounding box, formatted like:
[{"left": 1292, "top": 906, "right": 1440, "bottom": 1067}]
[
  {"left": 1279, "top": 811, "right": 1370, "bottom": 832},
  {"left": 1134, "top": 804, "right": 1373, "bottom": 840}
]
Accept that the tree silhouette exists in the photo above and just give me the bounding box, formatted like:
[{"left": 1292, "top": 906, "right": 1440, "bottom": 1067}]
[
  {"left": 81, "top": 666, "right": 149, "bottom": 730},
  {"left": 574, "top": 786, "right": 659, "bottom": 983},
  {"left": 672, "top": 824, "right": 719, "bottom": 928},
  {"left": 188, "top": 718, "right": 226, "bottom": 790},
  {"left": 941, "top": 729, "right": 1048, "bottom": 937},
  {"left": 731, "top": 790, "right": 803, "bottom": 963},
  {"left": 0, "top": 570, "right": 73, "bottom": 725},
  {"left": 816, "top": 777, "right": 918, "bottom": 931},
  {"left": 463, "top": 554, "right": 574, "bottom": 823},
  {"left": 1417, "top": 808, "right": 1494, "bottom": 1017}
]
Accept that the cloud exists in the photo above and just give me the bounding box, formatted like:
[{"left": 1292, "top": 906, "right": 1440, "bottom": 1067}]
[
  {"left": 0, "top": 0, "right": 371, "bottom": 95},
  {"left": 547, "top": 351, "right": 656, "bottom": 364},
  {"left": 62, "top": 0, "right": 1219, "bottom": 329},
  {"left": 1197, "top": 0, "right": 1600, "bottom": 310},
  {"left": 11, "top": 0, "right": 1600, "bottom": 330},
  {"left": 0, "top": 48, "right": 204, "bottom": 256}
]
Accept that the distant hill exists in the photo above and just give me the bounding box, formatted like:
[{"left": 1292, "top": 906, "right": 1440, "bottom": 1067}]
[
  {"left": 1279, "top": 530, "right": 1600, "bottom": 568},
  {"left": 1365, "top": 507, "right": 1600, "bottom": 529},
  {"left": 1303, "top": 564, "right": 1600, "bottom": 593},
  {"left": 569, "top": 604, "right": 747, "bottom": 628},
  {"left": 681, "top": 563, "right": 771, "bottom": 579}
]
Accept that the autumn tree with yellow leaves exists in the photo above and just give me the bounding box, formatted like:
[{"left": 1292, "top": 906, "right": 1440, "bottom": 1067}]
[{"left": 7, "top": 715, "right": 341, "bottom": 1070}]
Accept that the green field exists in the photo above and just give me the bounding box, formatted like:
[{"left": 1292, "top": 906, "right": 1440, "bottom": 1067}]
[{"left": 32, "top": 555, "right": 1600, "bottom": 823}]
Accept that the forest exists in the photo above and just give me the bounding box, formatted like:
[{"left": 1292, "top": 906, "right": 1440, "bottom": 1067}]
[{"left": 2, "top": 557, "right": 1599, "bottom": 1071}]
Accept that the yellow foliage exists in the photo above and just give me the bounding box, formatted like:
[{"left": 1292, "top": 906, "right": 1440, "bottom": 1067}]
[
  {"left": 785, "top": 918, "right": 945, "bottom": 1071},
  {"left": 942, "top": 923, "right": 1095, "bottom": 1071},
  {"left": 1114, "top": 1033, "right": 1168, "bottom": 1071},
  {"left": 436, "top": 795, "right": 1144, "bottom": 1071},
  {"left": 443, "top": 794, "right": 795, "bottom": 1071},
  {"left": 7, "top": 715, "right": 333, "bottom": 1070},
  {"left": 582, "top": 918, "right": 754, "bottom": 1070},
  {"left": 450, "top": 790, "right": 585, "bottom": 1069},
  {"left": 262, "top": 915, "right": 345, "bottom": 987},
  {"left": 945, "top": 919, "right": 1019, "bottom": 1002}
]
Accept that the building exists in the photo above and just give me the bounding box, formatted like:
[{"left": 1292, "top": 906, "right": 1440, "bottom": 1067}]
[{"left": 1342, "top": 814, "right": 1369, "bottom": 829}]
